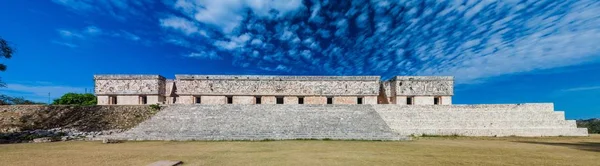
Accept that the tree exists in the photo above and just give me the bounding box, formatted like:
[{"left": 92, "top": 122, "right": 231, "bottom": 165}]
[
  {"left": 0, "top": 37, "right": 14, "bottom": 87},
  {"left": 52, "top": 93, "right": 97, "bottom": 106},
  {"left": 0, "top": 94, "right": 44, "bottom": 105}
]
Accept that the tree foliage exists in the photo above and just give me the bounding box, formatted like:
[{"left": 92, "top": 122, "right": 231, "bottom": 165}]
[
  {"left": 0, "top": 37, "right": 14, "bottom": 87},
  {"left": 577, "top": 119, "right": 600, "bottom": 134},
  {"left": 52, "top": 93, "right": 97, "bottom": 106},
  {"left": 0, "top": 94, "right": 44, "bottom": 105}
]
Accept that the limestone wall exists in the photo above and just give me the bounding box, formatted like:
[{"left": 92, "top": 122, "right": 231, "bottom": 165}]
[
  {"left": 116, "top": 96, "right": 139, "bottom": 105},
  {"left": 305, "top": 96, "right": 326, "bottom": 104},
  {"left": 371, "top": 103, "right": 588, "bottom": 136},
  {"left": 174, "top": 75, "right": 380, "bottom": 96},
  {"left": 364, "top": 96, "right": 378, "bottom": 104},
  {"left": 392, "top": 76, "right": 453, "bottom": 96},
  {"left": 94, "top": 75, "right": 166, "bottom": 95},
  {"left": 233, "top": 96, "right": 255, "bottom": 104},
  {"left": 200, "top": 96, "right": 226, "bottom": 104},
  {"left": 284, "top": 96, "right": 298, "bottom": 104},
  {"left": 97, "top": 96, "right": 109, "bottom": 105},
  {"left": 333, "top": 96, "right": 357, "bottom": 104}
]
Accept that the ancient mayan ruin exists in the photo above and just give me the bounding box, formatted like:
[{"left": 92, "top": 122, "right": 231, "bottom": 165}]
[
  {"left": 94, "top": 75, "right": 588, "bottom": 140},
  {"left": 94, "top": 75, "right": 454, "bottom": 105}
]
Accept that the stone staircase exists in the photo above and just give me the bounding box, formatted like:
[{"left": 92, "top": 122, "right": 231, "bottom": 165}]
[
  {"left": 372, "top": 104, "right": 588, "bottom": 137},
  {"left": 108, "top": 104, "right": 407, "bottom": 141}
]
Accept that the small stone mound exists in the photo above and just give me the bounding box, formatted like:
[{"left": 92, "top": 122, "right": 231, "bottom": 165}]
[
  {"left": 33, "top": 137, "right": 53, "bottom": 143},
  {"left": 147, "top": 160, "right": 183, "bottom": 166},
  {"left": 102, "top": 138, "right": 122, "bottom": 144}
]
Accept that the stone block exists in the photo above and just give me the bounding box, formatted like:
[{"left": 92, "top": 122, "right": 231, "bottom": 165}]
[
  {"left": 305, "top": 96, "right": 326, "bottom": 104},
  {"left": 262, "top": 96, "right": 276, "bottom": 104},
  {"left": 97, "top": 96, "right": 109, "bottom": 105},
  {"left": 284, "top": 96, "right": 298, "bottom": 104},
  {"left": 333, "top": 96, "right": 357, "bottom": 104},
  {"left": 116, "top": 96, "right": 140, "bottom": 105},
  {"left": 146, "top": 95, "right": 164, "bottom": 105},
  {"left": 33, "top": 137, "right": 53, "bottom": 143},
  {"left": 233, "top": 96, "right": 255, "bottom": 104},
  {"left": 441, "top": 96, "right": 452, "bottom": 105},
  {"left": 177, "top": 96, "right": 194, "bottom": 104},
  {"left": 395, "top": 96, "right": 407, "bottom": 105},
  {"left": 201, "top": 96, "right": 226, "bottom": 104},
  {"left": 414, "top": 96, "right": 433, "bottom": 105},
  {"left": 363, "top": 96, "right": 377, "bottom": 104}
]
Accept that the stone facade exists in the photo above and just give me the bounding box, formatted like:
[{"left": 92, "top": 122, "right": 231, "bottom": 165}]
[
  {"left": 381, "top": 76, "right": 454, "bottom": 105},
  {"left": 94, "top": 74, "right": 452, "bottom": 105},
  {"left": 94, "top": 75, "right": 166, "bottom": 105}
]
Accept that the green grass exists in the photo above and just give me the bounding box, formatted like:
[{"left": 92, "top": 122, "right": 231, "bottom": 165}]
[{"left": 0, "top": 135, "right": 598, "bottom": 166}]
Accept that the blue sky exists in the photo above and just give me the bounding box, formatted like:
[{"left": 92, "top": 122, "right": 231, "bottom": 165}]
[{"left": 0, "top": 0, "right": 599, "bottom": 119}]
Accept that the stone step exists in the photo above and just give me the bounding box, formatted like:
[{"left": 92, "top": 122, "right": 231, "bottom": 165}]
[
  {"left": 375, "top": 111, "right": 565, "bottom": 120},
  {"left": 114, "top": 104, "right": 401, "bottom": 141},
  {"left": 372, "top": 103, "right": 555, "bottom": 112},
  {"left": 397, "top": 128, "right": 589, "bottom": 137},
  {"left": 385, "top": 120, "right": 577, "bottom": 129},
  {"left": 109, "top": 134, "right": 408, "bottom": 141}
]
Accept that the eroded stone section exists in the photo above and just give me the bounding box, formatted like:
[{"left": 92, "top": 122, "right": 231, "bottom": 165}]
[
  {"left": 95, "top": 75, "right": 165, "bottom": 95},
  {"left": 284, "top": 96, "right": 298, "bottom": 104},
  {"left": 393, "top": 76, "right": 453, "bottom": 96},
  {"left": 175, "top": 79, "right": 379, "bottom": 96},
  {"left": 334, "top": 96, "right": 357, "bottom": 104},
  {"left": 233, "top": 96, "right": 255, "bottom": 104},
  {"left": 305, "top": 96, "right": 326, "bottom": 104}
]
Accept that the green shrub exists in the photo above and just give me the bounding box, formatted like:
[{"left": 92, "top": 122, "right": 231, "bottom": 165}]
[
  {"left": 52, "top": 93, "right": 96, "bottom": 106},
  {"left": 577, "top": 119, "right": 600, "bottom": 134},
  {"left": 149, "top": 104, "right": 161, "bottom": 113}
]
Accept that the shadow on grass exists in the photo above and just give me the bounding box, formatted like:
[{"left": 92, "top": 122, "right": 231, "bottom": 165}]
[{"left": 515, "top": 141, "right": 600, "bottom": 153}]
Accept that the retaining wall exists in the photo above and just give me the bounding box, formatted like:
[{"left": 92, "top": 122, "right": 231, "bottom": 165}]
[{"left": 0, "top": 105, "right": 157, "bottom": 133}]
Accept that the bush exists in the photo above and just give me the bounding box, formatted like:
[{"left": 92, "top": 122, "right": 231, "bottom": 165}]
[
  {"left": 149, "top": 104, "right": 161, "bottom": 112},
  {"left": 52, "top": 93, "right": 96, "bottom": 106},
  {"left": 577, "top": 119, "right": 600, "bottom": 134},
  {"left": 0, "top": 94, "right": 44, "bottom": 105}
]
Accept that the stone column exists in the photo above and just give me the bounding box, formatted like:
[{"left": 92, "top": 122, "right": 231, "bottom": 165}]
[
  {"left": 284, "top": 96, "right": 298, "bottom": 104},
  {"left": 233, "top": 96, "right": 255, "bottom": 104},
  {"left": 262, "top": 96, "right": 276, "bottom": 104},
  {"left": 333, "top": 96, "right": 357, "bottom": 104},
  {"left": 201, "top": 96, "right": 227, "bottom": 104},
  {"left": 305, "top": 96, "right": 326, "bottom": 104},
  {"left": 363, "top": 96, "right": 378, "bottom": 104}
]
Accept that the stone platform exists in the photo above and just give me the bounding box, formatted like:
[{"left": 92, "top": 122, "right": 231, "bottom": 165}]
[
  {"left": 107, "top": 103, "right": 587, "bottom": 141},
  {"left": 108, "top": 105, "right": 407, "bottom": 141}
]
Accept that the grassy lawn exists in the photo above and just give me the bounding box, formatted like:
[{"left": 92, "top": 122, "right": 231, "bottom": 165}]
[{"left": 0, "top": 135, "right": 598, "bottom": 166}]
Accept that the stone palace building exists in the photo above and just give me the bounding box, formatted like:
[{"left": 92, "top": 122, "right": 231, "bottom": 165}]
[
  {"left": 94, "top": 75, "right": 453, "bottom": 106},
  {"left": 95, "top": 74, "right": 588, "bottom": 140}
]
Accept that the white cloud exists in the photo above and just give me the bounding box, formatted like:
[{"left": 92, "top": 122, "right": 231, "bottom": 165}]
[
  {"left": 55, "top": 26, "right": 144, "bottom": 47},
  {"left": 52, "top": 0, "right": 95, "bottom": 11},
  {"left": 84, "top": 26, "right": 102, "bottom": 35},
  {"left": 158, "top": 0, "right": 600, "bottom": 84},
  {"left": 52, "top": 0, "right": 155, "bottom": 20},
  {"left": 51, "top": 40, "right": 77, "bottom": 48},
  {"left": 561, "top": 86, "right": 600, "bottom": 92},
  {"left": 57, "top": 29, "right": 84, "bottom": 39},
  {"left": 186, "top": 51, "right": 221, "bottom": 60},
  {"left": 166, "top": 0, "right": 305, "bottom": 34},
  {"left": 160, "top": 15, "right": 206, "bottom": 36}
]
